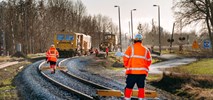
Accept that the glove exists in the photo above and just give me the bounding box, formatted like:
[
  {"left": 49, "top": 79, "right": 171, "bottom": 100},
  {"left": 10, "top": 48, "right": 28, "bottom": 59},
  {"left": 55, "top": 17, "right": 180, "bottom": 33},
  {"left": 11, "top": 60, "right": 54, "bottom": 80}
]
[{"left": 115, "top": 52, "right": 124, "bottom": 57}]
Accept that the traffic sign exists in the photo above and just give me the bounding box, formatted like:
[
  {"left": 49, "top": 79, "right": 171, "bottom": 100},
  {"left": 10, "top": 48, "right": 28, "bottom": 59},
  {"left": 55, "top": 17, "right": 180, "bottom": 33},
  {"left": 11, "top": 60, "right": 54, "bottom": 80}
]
[
  {"left": 203, "top": 39, "right": 211, "bottom": 49},
  {"left": 192, "top": 40, "right": 199, "bottom": 49}
]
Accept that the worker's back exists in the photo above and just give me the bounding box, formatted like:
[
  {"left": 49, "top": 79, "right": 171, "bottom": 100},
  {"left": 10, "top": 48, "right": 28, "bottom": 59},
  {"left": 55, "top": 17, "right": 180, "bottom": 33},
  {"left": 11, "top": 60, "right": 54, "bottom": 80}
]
[{"left": 47, "top": 47, "right": 59, "bottom": 62}]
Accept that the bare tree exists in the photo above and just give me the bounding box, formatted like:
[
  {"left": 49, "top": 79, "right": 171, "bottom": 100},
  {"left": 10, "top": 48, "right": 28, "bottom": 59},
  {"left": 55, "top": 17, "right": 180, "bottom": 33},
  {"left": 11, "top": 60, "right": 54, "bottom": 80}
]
[
  {"left": 0, "top": 0, "right": 118, "bottom": 55},
  {"left": 173, "top": 0, "right": 213, "bottom": 55}
]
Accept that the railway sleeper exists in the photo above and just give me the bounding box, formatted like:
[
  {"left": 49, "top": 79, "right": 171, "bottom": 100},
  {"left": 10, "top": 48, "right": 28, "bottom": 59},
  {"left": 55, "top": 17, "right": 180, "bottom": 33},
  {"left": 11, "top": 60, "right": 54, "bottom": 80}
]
[
  {"left": 96, "top": 89, "right": 158, "bottom": 99},
  {"left": 40, "top": 66, "right": 68, "bottom": 72}
]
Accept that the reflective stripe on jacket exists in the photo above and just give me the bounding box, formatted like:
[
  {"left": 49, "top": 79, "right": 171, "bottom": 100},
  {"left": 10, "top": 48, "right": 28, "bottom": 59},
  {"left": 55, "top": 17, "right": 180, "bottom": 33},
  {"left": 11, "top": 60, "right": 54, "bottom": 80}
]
[
  {"left": 123, "top": 42, "right": 152, "bottom": 75},
  {"left": 47, "top": 47, "right": 59, "bottom": 62}
]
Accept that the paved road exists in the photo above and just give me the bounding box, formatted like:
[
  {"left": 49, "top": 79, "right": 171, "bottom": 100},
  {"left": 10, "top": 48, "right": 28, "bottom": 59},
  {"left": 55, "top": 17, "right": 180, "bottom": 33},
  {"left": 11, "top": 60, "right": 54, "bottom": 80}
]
[
  {"left": 149, "top": 54, "right": 197, "bottom": 74},
  {"left": 0, "top": 61, "right": 19, "bottom": 69}
]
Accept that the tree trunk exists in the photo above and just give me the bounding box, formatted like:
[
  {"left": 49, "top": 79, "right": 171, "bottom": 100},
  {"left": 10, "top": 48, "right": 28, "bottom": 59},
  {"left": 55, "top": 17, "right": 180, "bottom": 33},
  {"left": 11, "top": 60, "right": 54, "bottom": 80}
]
[
  {"left": 206, "top": 16, "right": 213, "bottom": 55},
  {"left": 206, "top": 0, "right": 213, "bottom": 56}
]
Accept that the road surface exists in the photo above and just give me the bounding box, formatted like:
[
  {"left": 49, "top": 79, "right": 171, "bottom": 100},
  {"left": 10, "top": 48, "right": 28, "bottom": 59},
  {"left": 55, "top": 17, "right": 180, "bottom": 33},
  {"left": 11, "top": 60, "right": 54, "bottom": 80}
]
[{"left": 149, "top": 54, "right": 197, "bottom": 74}]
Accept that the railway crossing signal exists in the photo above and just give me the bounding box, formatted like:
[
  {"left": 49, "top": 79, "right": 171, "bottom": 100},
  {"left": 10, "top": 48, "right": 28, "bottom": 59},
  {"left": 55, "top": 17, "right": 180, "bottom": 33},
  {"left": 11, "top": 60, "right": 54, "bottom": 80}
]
[
  {"left": 167, "top": 39, "right": 174, "bottom": 53},
  {"left": 178, "top": 37, "right": 185, "bottom": 52},
  {"left": 167, "top": 39, "right": 174, "bottom": 42},
  {"left": 179, "top": 37, "right": 185, "bottom": 41}
]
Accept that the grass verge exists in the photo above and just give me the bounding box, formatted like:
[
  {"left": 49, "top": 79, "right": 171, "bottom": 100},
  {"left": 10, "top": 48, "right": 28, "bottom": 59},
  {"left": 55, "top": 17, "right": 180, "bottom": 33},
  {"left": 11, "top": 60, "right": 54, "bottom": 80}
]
[
  {"left": 151, "top": 58, "right": 213, "bottom": 99},
  {"left": 166, "top": 58, "right": 213, "bottom": 75},
  {"left": 0, "top": 61, "right": 31, "bottom": 100}
]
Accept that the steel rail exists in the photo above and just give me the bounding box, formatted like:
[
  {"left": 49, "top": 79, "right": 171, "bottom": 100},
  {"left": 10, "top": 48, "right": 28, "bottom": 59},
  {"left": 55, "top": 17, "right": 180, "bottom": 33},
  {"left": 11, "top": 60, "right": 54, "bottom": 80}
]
[
  {"left": 61, "top": 70, "right": 112, "bottom": 90},
  {"left": 38, "top": 60, "right": 94, "bottom": 100}
]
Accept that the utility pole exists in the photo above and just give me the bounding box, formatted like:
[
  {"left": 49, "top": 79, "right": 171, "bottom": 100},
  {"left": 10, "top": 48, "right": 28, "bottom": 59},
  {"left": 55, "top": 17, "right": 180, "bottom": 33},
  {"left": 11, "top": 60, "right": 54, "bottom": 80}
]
[
  {"left": 170, "top": 23, "right": 175, "bottom": 53},
  {"left": 153, "top": 5, "right": 161, "bottom": 54},
  {"left": 131, "top": 9, "right": 136, "bottom": 40},
  {"left": 129, "top": 21, "right": 130, "bottom": 35},
  {"left": 114, "top": 5, "right": 122, "bottom": 52}
]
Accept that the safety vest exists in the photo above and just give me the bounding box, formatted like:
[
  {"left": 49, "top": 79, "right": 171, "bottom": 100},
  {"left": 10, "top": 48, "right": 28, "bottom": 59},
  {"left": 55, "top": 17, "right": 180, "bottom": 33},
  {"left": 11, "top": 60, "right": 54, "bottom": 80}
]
[
  {"left": 123, "top": 42, "right": 152, "bottom": 75},
  {"left": 47, "top": 48, "right": 59, "bottom": 62}
]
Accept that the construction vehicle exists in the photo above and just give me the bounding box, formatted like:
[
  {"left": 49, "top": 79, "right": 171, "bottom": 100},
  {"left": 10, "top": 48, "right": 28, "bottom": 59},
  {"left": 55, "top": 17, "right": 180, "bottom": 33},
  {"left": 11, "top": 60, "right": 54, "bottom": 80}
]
[
  {"left": 99, "top": 34, "right": 117, "bottom": 52},
  {"left": 54, "top": 31, "right": 91, "bottom": 57}
]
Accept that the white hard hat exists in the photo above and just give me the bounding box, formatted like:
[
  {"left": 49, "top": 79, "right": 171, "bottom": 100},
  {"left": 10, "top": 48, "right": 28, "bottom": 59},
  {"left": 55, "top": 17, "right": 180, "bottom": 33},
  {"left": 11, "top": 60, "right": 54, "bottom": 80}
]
[
  {"left": 134, "top": 34, "right": 143, "bottom": 40},
  {"left": 51, "top": 44, "right": 55, "bottom": 47}
]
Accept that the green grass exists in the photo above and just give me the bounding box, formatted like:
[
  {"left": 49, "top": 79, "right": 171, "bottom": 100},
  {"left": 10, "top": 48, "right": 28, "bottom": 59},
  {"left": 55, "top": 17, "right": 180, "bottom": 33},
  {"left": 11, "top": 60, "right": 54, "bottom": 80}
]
[
  {"left": 0, "top": 62, "right": 30, "bottom": 99},
  {"left": 167, "top": 59, "right": 213, "bottom": 75},
  {"left": 2, "top": 79, "right": 12, "bottom": 85},
  {"left": 0, "top": 86, "right": 15, "bottom": 91},
  {"left": 152, "top": 58, "right": 160, "bottom": 64},
  {"left": 0, "top": 89, "right": 18, "bottom": 99},
  {"left": 147, "top": 74, "right": 163, "bottom": 82}
]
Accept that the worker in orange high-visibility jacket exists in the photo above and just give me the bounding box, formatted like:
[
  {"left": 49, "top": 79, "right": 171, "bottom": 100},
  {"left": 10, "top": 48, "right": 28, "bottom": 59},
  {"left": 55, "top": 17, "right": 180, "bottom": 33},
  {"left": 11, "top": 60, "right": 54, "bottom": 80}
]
[
  {"left": 123, "top": 34, "right": 152, "bottom": 100},
  {"left": 47, "top": 44, "right": 59, "bottom": 74}
]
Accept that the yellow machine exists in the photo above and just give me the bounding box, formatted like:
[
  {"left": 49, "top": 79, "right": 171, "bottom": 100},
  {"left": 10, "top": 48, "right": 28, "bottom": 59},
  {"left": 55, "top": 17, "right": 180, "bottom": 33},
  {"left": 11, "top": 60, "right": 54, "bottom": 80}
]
[
  {"left": 99, "top": 34, "right": 117, "bottom": 52},
  {"left": 54, "top": 32, "right": 91, "bottom": 57}
]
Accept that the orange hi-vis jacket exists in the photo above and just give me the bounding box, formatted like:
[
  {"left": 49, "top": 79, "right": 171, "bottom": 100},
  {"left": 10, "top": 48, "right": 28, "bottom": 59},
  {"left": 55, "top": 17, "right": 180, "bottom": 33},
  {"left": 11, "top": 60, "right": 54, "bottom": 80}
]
[
  {"left": 123, "top": 42, "right": 152, "bottom": 75},
  {"left": 47, "top": 47, "right": 59, "bottom": 62}
]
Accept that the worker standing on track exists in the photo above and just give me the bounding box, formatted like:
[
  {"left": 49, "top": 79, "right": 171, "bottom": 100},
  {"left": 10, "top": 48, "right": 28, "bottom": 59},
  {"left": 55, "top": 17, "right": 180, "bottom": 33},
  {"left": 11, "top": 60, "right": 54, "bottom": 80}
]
[
  {"left": 95, "top": 48, "right": 99, "bottom": 57},
  {"left": 47, "top": 44, "right": 59, "bottom": 74},
  {"left": 122, "top": 34, "right": 152, "bottom": 100},
  {"left": 105, "top": 46, "right": 109, "bottom": 57}
]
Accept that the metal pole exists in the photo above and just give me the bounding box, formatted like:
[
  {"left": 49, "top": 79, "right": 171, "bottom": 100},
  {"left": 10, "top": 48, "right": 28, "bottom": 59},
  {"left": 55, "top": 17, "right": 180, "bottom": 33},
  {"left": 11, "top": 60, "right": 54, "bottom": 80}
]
[
  {"left": 170, "top": 23, "right": 175, "bottom": 53},
  {"left": 118, "top": 6, "right": 122, "bottom": 52},
  {"left": 158, "top": 6, "right": 161, "bottom": 54},
  {"left": 130, "top": 9, "right": 136, "bottom": 40},
  {"left": 115, "top": 5, "right": 122, "bottom": 52},
  {"left": 129, "top": 21, "right": 130, "bottom": 36},
  {"left": 153, "top": 5, "right": 161, "bottom": 54},
  {"left": 131, "top": 10, "right": 133, "bottom": 40}
]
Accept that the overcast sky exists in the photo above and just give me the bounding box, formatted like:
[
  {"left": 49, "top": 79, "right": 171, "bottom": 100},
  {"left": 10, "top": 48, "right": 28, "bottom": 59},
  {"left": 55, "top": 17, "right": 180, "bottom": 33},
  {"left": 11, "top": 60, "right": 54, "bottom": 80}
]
[{"left": 80, "top": 0, "right": 175, "bottom": 36}]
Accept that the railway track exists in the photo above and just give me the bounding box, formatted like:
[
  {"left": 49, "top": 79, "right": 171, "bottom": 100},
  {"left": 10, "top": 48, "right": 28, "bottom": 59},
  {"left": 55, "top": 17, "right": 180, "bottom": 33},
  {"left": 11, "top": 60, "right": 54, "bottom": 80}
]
[
  {"left": 38, "top": 58, "right": 119, "bottom": 100},
  {"left": 17, "top": 55, "right": 182, "bottom": 100}
]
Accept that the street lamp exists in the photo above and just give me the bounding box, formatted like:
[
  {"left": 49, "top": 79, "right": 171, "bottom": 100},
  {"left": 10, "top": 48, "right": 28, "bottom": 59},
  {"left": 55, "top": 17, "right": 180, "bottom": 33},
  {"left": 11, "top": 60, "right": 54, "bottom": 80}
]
[
  {"left": 131, "top": 9, "right": 136, "bottom": 40},
  {"left": 153, "top": 4, "right": 161, "bottom": 55},
  {"left": 114, "top": 5, "right": 122, "bottom": 52}
]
